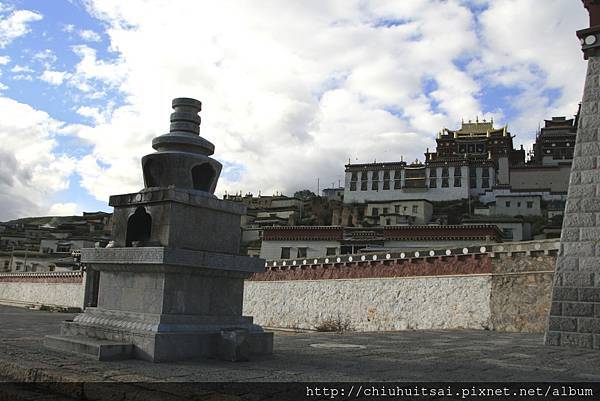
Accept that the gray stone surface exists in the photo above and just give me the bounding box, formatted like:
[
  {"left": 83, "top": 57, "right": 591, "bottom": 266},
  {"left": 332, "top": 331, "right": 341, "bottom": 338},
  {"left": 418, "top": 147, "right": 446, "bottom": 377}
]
[
  {"left": 5, "top": 306, "right": 600, "bottom": 382},
  {"left": 546, "top": 52, "right": 600, "bottom": 349},
  {"left": 81, "top": 247, "right": 264, "bottom": 273}
]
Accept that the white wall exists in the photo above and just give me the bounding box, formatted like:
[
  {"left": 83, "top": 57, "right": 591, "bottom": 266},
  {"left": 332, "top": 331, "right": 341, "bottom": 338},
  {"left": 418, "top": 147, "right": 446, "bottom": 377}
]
[
  {"left": 243, "top": 276, "right": 492, "bottom": 331},
  {"left": 0, "top": 281, "right": 85, "bottom": 308},
  {"left": 260, "top": 240, "right": 341, "bottom": 260}
]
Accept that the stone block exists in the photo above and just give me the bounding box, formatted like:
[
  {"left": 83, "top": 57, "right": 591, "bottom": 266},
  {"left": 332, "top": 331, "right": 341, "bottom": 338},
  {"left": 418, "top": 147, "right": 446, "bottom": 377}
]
[
  {"left": 569, "top": 184, "right": 596, "bottom": 198},
  {"left": 553, "top": 288, "right": 579, "bottom": 302},
  {"left": 578, "top": 318, "right": 600, "bottom": 334},
  {"left": 563, "top": 212, "right": 596, "bottom": 228},
  {"left": 580, "top": 289, "right": 600, "bottom": 302},
  {"left": 579, "top": 256, "right": 600, "bottom": 271},
  {"left": 555, "top": 257, "right": 579, "bottom": 272},
  {"left": 594, "top": 334, "right": 600, "bottom": 349},
  {"left": 550, "top": 302, "right": 562, "bottom": 316},
  {"left": 563, "top": 302, "right": 594, "bottom": 317},
  {"left": 560, "top": 228, "right": 580, "bottom": 242},
  {"left": 44, "top": 335, "right": 133, "bottom": 361},
  {"left": 562, "top": 242, "right": 595, "bottom": 257},
  {"left": 561, "top": 272, "right": 594, "bottom": 287},
  {"left": 573, "top": 156, "right": 597, "bottom": 171},
  {"left": 549, "top": 317, "right": 577, "bottom": 332},
  {"left": 218, "top": 329, "right": 250, "bottom": 362},
  {"left": 545, "top": 331, "right": 561, "bottom": 346},
  {"left": 561, "top": 332, "right": 593, "bottom": 348},
  {"left": 580, "top": 199, "right": 600, "bottom": 213},
  {"left": 581, "top": 170, "right": 600, "bottom": 184}
]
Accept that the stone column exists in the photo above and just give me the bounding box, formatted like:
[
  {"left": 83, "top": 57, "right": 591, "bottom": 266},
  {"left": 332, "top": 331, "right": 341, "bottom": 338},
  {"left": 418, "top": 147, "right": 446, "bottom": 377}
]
[{"left": 545, "top": 0, "right": 600, "bottom": 349}]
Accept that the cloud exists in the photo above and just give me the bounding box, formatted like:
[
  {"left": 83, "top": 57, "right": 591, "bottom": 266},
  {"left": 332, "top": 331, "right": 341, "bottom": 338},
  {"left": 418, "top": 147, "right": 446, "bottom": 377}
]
[
  {"left": 0, "top": 0, "right": 589, "bottom": 221},
  {"left": 48, "top": 202, "right": 82, "bottom": 216},
  {"left": 0, "top": 96, "right": 77, "bottom": 221},
  {"left": 0, "top": 55, "right": 9, "bottom": 65},
  {"left": 79, "top": 29, "right": 101, "bottom": 42},
  {"left": 10, "top": 64, "right": 33, "bottom": 73},
  {"left": 40, "top": 70, "right": 69, "bottom": 85},
  {"left": 0, "top": 82, "right": 7, "bottom": 91},
  {"left": 33, "top": 49, "right": 58, "bottom": 68},
  {"left": 0, "top": 8, "right": 42, "bottom": 48},
  {"left": 62, "top": 24, "right": 75, "bottom": 33}
]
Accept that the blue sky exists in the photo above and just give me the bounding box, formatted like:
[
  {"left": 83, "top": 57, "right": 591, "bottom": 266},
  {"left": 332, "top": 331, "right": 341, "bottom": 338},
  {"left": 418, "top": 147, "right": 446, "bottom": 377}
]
[{"left": 0, "top": 0, "right": 589, "bottom": 220}]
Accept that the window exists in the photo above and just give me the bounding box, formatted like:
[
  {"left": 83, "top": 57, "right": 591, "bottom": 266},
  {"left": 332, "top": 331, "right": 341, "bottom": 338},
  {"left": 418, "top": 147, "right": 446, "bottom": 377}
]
[
  {"left": 527, "top": 201, "right": 533, "bottom": 209},
  {"left": 412, "top": 205, "right": 418, "bottom": 214},
  {"left": 469, "top": 166, "right": 477, "bottom": 189},
  {"left": 360, "top": 172, "right": 368, "bottom": 191},
  {"left": 326, "top": 247, "right": 337, "bottom": 256},
  {"left": 382, "top": 208, "right": 388, "bottom": 214},
  {"left": 502, "top": 228, "right": 514, "bottom": 239},
  {"left": 505, "top": 201, "right": 511, "bottom": 207},
  {"left": 350, "top": 172, "right": 358, "bottom": 191},
  {"left": 386, "top": 218, "right": 391, "bottom": 225},
  {"left": 454, "top": 167, "right": 462, "bottom": 187},
  {"left": 517, "top": 202, "right": 521, "bottom": 207},
  {"left": 482, "top": 167, "right": 489, "bottom": 189},
  {"left": 371, "top": 171, "right": 379, "bottom": 191},
  {"left": 394, "top": 205, "right": 400, "bottom": 213},
  {"left": 372, "top": 208, "right": 379, "bottom": 216},
  {"left": 280, "top": 247, "right": 290, "bottom": 259},
  {"left": 429, "top": 168, "right": 437, "bottom": 188},
  {"left": 442, "top": 167, "right": 449, "bottom": 187},
  {"left": 297, "top": 247, "right": 307, "bottom": 258},
  {"left": 394, "top": 170, "right": 402, "bottom": 189},
  {"left": 383, "top": 171, "right": 390, "bottom": 190}
]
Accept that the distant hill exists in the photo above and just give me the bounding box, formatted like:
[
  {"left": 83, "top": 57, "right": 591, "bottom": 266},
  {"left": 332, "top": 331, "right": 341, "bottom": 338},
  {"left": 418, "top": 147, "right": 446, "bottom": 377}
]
[{"left": 1, "top": 215, "right": 82, "bottom": 226}]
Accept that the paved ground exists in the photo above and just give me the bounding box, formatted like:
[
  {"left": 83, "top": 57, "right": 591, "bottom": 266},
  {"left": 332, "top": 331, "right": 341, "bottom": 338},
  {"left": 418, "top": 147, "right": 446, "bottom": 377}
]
[{"left": 1, "top": 305, "right": 600, "bottom": 400}]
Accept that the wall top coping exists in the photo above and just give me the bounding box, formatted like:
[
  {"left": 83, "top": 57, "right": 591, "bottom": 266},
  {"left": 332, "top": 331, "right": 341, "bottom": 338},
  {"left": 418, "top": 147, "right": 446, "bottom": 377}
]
[
  {"left": 0, "top": 271, "right": 83, "bottom": 278},
  {"left": 264, "top": 239, "right": 560, "bottom": 269}
]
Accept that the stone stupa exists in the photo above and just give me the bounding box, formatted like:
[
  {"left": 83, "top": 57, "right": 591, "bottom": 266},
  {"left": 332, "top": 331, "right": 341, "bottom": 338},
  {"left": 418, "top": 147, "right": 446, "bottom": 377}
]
[{"left": 45, "top": 98, "right": 273, "bottom": 362}]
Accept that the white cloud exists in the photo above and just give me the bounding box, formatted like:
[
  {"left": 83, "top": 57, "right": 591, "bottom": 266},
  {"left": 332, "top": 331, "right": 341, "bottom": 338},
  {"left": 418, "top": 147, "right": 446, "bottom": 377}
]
[
  {"left": 62, "top": 24, "right": 75, "bottom": 33},
  {"left": 11, "top": 64, "right": 33, "bottom": 74},
  {"left": 40, "top": 70, "right": 69, "bottom": 85},
  {"left": 48, "top": 202, "right": 81, "bottom": 216},
  {"left": 0, "top": 82, "right": 7, "bottom": 91},
  {"left": 0, "top": 55, "right": 9, "bottom": 65},
  {"left": 79, "top": 29, "right": 101, "bottom": 42},
  {"left": 33, "top": 49, "right": 57, "bottom": 68},
  {"left": 75, "top": 105, "right": 106, "bottom": 124},
  {"left": 0, "top": 9, "right": 42, "bottom": 48},
  {"left": 0, "top": 96, "right": 77, "bottom": 220},
  {"left": 1, "top": 0, "right": 588, "bottom": 217}
]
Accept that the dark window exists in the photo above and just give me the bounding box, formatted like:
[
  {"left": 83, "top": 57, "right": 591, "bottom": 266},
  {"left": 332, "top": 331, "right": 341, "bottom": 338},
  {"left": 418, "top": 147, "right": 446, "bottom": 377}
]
[
  {"left": 505, "top": 201, "right": 511, "bottom": 207},
  {"left": 382, "top": 208, "right": 388, "bottom": 214},
  {"left": 442, "top": 167, "right": 449, "bottom": 187},
  {"left": 192, "top": 163, "right": 215, "bottom": 191},
  {"left": 386, "top": 218, "right": 391, "bottom": 225},
  {"left": 394, "top": 205, "right": 400, "bottom": 213},
  {"left": 394, "top": 170, "right": 402, "bottom": 189},
  {"left": 326, "top": 247, "right": 337, "bottom": 256},
  {"left": 297, "top": 247, "right": 307, "bottom": 258},
  {"left": 371, "top": 171, "right": 379, "bottom": 190},
  {"left": 383, "top": 171, "right": 390, "bottom": 190},
  {"left": 372, "top": 208, "right": 379, "bottom": 216},
  {"left": 350, "top": 172, "right": 358, "bottom": 191},
  {"left": 454, "top": 170, "right": 462, "bottom": 187},
  {"left": 481, "top": 167, "right": 489, "bottom": 188},
  {"left": 412, "top": 205, "right": 418, "bottom": 214},
  {"left": 430, "top": 178, "right": 437, "bottom": 188},
  {"left": 527, "top": 201, "right": 533, "bottom": 208},
  {"left": 280, "top": 247, "right": 290, "bottom": 259},
  {"left": 125, "top": 207, "right": 152, "bottom": 247},
  {"left": 469, "top": 166, "right": 477, "bottom": 188},
  {"left": 361, "top": 172, "right": 368, "bottom": 191},
  {"left": 517, "top": 202, "right": 521, "bottom": 207},
  {"left": 502, "top": 228, "right": 513, "bottom": 239}
]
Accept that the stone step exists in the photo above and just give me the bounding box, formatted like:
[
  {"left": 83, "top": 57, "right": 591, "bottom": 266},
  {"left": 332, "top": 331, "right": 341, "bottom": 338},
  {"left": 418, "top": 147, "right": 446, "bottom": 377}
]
[{"left": 44, "top": 335, "right": 133, "bottom": 361}]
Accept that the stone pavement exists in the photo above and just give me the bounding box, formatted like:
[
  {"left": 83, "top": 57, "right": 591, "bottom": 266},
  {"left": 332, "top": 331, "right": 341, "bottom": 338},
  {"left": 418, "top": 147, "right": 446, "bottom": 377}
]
[{"left": 1, "top": 305, "right": 600, "bottom": 385}]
